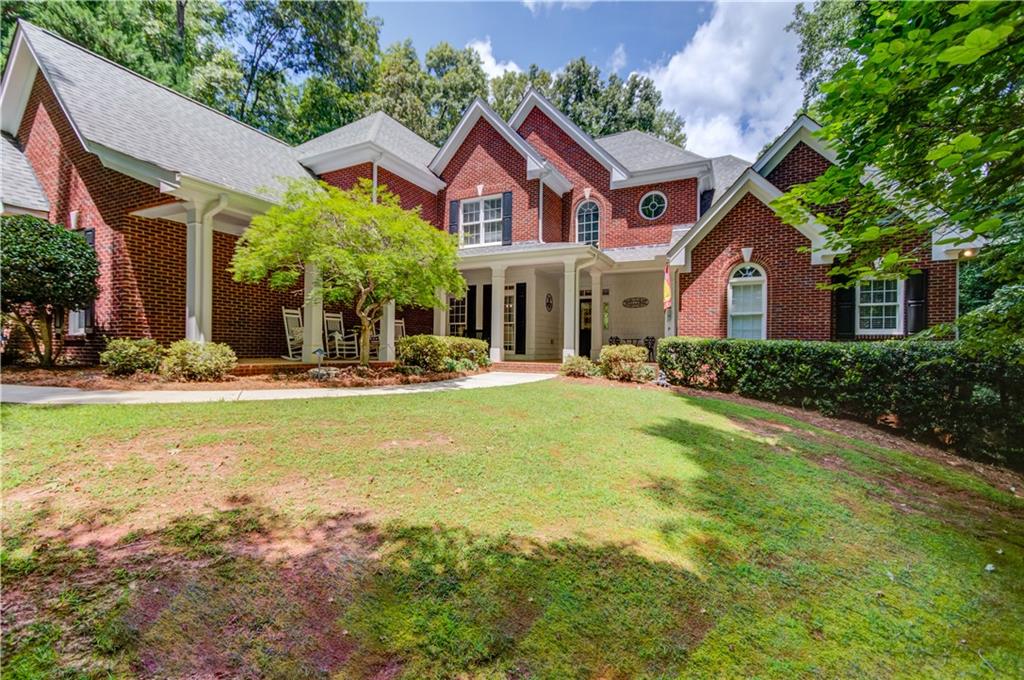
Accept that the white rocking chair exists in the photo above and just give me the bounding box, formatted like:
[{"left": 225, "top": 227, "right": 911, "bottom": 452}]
[
  {"left": 324, "top": 311, "right": 359, "bottom": 359},
  {"left": 281, "top": 307, "right": 304, "bottom": 360}
]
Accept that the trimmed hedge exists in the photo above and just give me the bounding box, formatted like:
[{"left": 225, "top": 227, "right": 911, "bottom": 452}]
[
  {"left": 397, "top": 335, "right": 490, "bottom": 373},
  {"left": 599, "top": 344, "right": 654, "bottom": 383},
  {"left": 657, "top": 337, "right": 1024, "bottom": 467},
  {"left": 160, "top": 340, "right": 237, "bottom": 381},
  {"left": 99, "top": 338, "right": 164, "bottom": 376}
]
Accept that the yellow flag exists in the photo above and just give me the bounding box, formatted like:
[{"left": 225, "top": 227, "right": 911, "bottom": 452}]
[{"left": 663, "top": 265, "right": 671, "bottom": 311}]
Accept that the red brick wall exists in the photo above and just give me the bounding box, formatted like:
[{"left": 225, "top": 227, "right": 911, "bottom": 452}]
[
  {"left": 542, "top": 183, "right": 562, "bottom": 243},
  {"left": 439, "top": 118, "right": 537, "bottom": 243},
  {"left": 320, "top": 162, "right": 372, "bottom": 191},
  {"left": 517, "top": 108, "right": 698, "bottom": 248},
  {"left": 320, "top": 163, "right": 443, "bottom": 229},
  {"left": 765, "top": 141, "right": 832, "bottom": 192},
  {"left": 678, "top": 193, "right": 833, "bottom": 340},
  {"left": 17, "top": 71, "right": 186, "bottom": 362}
]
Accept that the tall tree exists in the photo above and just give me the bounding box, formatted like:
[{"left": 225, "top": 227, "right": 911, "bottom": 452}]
[
  {"left": 1, "top": 0, "right": 228, "bottom": 93},
  {"left": 774, "top": 1, "right": 1024, "bottom": 353},
  {"left": 424, "top": 42, "right": 488, "bottom": 143},
  {"left": 219, "top": 0, "right": 380, "bottom": 139},
  {"left": 490, "top": 65, "right": 554, "bottom": 119},
  {"left": 365, "top": 40, "right": 434, "bottom": 142},
  {"left": 787, "top": 1, "right": 871, "bottom": 107}
]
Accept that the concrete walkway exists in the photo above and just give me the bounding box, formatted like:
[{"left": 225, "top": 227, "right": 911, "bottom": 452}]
[{"left": 0, "top": 371, "right": 555, "bottom": 405}]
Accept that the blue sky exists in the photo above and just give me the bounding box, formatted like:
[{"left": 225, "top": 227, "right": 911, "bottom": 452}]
[{"left": 365, "top": 1, "right": 805, "bottom": 161}]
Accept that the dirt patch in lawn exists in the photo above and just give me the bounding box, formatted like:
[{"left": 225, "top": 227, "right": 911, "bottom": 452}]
[{"left": 1, "top": 365, "right": 475, "bottom": 390}]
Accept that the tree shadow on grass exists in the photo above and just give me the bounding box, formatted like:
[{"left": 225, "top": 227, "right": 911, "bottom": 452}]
[{"left": 2, "top": 503, "right": 717, "bottom": 680}]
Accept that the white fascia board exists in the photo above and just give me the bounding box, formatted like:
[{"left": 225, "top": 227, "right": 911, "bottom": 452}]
[
  {"left": 667, "top": 169, "right": 836, "bottom": 269},
  {"left": 529, "top": 163, "right": 572, "bottom": 195},
  {"left": 0, "top": 202, "right": 49, "bottom": 218},
  {"left": 931, "top": 225, "right": 987, "bottom": 261},
  {"left": 0, "top": 31, "right": 39, "bottom": 135},
  {"left": 610, "top": 159, "right": 713, "bottom": 189},
  {"left": 131, "top": 201, "right": 254, "bottom": 235},
  {"left": 458, "top": 244, "right": 613, "bottom": 268},
  {"left": 301, "top": 141, "right": 446, "bottom": 193},
  {"left": 509, "top": 90, "right": 629, "bottom": 181},
  {"left": 169, "top": 174, "right": 274, "bottom": 214},
  {"left": 88, "top": 142, "right": 178, "bottom": 188},
  {"left": 752, "top": 115, "right": 837, "bottom": 176},
  {"left": 430, "top": 98, "right": 548, "bottom": 177}
]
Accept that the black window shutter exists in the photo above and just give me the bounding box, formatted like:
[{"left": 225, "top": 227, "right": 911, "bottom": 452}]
[
  {"left": 449, "top": 200, "right": 460, "bottom": 236},
  {"left": 501, "top": 191, "right": 513, "bottom": 246},
  {"left": 482, "top": 284, "right": 492, "bottom": 345},
  {"left": 514, "top": 282, "right": 527, "bottom": 355},
  {"left": 83, "top": 229, "right": 96, "bottom": 331},
  {"left": 906, "top": 271, "right": 928, "bottom": 334},
  {"left": 466, "top": 285, "right": 476, "bottom": 338},
  {"left": 833, "top": 275, "right": 855, "bottom": 340}
]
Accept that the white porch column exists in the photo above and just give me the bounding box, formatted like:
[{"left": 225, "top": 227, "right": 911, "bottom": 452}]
[
  {"left": 184, "top": 203, "right": 213, "bottom": 343},
  {"left": 590, "top": 270, "right": 603, "bottom": 360},
  {"left": 379, "top": 300, "right": 396, "bottom": 361},
  {"left": 562, "top": 260, "right": 577, "bottom": 360},
  {"left": 433, "top": 288, "right": 447, "bottom": 336},
  {"left": 490, "top": 266, "right": 506, "bottom": 362},
  {"left": 301, "top": 264, "right": 323, "bottom": 363}
]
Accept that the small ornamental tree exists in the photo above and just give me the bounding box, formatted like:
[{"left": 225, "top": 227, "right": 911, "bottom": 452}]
[
  {"left": 1, "top": 214, "right": 99, "bottom": 367},
  {"left": 230, "top": 179, "right": 466, "bottom": 365}
]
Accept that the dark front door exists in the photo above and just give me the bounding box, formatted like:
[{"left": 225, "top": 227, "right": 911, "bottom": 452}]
[
  {"left": 482, "top": 284, "right": 492, "bottom": 346},
  {"left": 579, "top": 298, "right": 592, "bottom": 358}
]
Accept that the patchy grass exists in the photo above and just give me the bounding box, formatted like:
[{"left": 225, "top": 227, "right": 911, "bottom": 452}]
[{"left": 2, "top": 380, "right": 1023, "bottom": 678}]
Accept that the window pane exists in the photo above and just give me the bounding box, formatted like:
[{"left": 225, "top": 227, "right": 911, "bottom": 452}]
[
  {"left": 463, "top": 223, "right": 480, "bottom": 245},
  {"left": 483, "top": 220, "right": 503, "bottom": 243},
  {"left": 462, "top": 201, "right": 479, "bottom": 223},
  {"left": 731, "top": 283, "right": 763, "bottom": 314},
  {"left": 503, "top": 286, "right": 515, "bottom": 352},
  {"left": 484, "top": 198, "right": 502, "bottom": 221},
  {"left": 730, "top": 314, "right": 762, "bottom": 339},
  {"left": 577, "top": 201, "right": 599, "bottom": 245}
]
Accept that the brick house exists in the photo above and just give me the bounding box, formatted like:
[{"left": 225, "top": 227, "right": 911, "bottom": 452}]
[{"left": 0, "top": 22, "right": 979, "bottom": 365}]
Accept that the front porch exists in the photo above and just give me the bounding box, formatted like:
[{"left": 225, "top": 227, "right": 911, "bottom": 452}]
[{"left": 437, "top": 244, "right": 675, "bottom": 363}]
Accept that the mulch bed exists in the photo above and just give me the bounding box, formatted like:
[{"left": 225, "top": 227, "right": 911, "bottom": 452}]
[{"left": 1, "top": 365, "right": 473, "bottom": 391}]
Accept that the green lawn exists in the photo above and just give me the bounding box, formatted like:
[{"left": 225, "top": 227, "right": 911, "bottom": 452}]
[{"left": 2, "top": 379, "right": 1022, "bottom": 678}]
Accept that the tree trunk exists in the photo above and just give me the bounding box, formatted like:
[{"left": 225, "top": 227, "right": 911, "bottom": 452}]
[
  {"left": 38, "top": 312, "right": 53, "bottom": 368},
  {"left": 359, "top": 317, "right": 373, "bottom": 367}
]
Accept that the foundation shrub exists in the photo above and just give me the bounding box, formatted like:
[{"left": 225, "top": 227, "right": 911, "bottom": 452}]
[
  {"left": 160, "top": 340, "right": 237, "bottom": 381},
  {"left": 599, "top": 345, "right": 653, "bottom": 383},
  {"left": 99, "top": 338, "right": 164, "bottom": 376}
]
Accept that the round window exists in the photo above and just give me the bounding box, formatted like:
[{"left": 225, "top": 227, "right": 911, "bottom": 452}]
[{"left": 639, "top": 191, "right": 667, "bottom": 220}]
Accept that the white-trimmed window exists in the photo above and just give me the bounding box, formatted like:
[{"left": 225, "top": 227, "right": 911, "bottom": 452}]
[
  {"left": 448, "top": 296, "right": 467, "bottom": 336},
  {"left": 503, "top": 285, "right": 515, "bottom": 352},
  {"left": 576, "top": 200, "right": 599, "bottom": 245},
  {"left": 856, "top": 279, "right": 903, "bottom": 335},
  {"left": 639, "top": 191, "right": 667, "bottom": 220},
  {"left": 461, "top": 196, "right": 503, "bottom": 246},
  {"left": 728, "top": 264, "right": 766, "bottom": 339}
]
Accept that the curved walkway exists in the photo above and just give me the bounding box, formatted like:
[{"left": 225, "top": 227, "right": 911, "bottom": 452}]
[{"left": 0, "top": 371, "right": 555, "bottom": 406}]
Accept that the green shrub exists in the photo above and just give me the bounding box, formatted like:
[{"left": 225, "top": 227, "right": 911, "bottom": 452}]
[
  {"left": 599, "top": 344, "right": 652, "bottom": 382},
  {"left": 397, "top": 335, "right": 449, "bottom": 373},
  {"left": 160, "top": 340, "right": 237, "bottom": 381},
  {"left": 657, "top": 337, "right": 1024, "bottom": 467},
  {"left": 99, "top": 338, "right": 164, "bottom": 376},
  {"left": 398, "top": 335, "right": 490, "bottom": 373},
  {"left": 560, "top": 355, "right": 598, "bottom": 377},
  {"left": 443, "top": 336, "right": 490, "bottom": 367}
]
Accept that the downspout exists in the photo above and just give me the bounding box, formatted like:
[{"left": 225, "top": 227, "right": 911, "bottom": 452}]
[
  {"left": 538, "top": 174, "right": 545, "bottom": 243},
  {"left": 371, "top": 157, "right": 379, "bottom": 204}
]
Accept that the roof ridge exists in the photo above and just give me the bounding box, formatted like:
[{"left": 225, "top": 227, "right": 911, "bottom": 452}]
[{"left": 18, "top": 20, "right": 294, "bottom": 149}]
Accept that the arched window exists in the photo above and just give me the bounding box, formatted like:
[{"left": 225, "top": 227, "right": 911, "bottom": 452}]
[
  {"left": 728, "top": 264, "right": 766, "bottom": 339},
  {"left": 576, "top": 201, "right": 600, "bottom": 245},
  {"left": 639, "top": 191, "right": 667, "bottom": 220}
]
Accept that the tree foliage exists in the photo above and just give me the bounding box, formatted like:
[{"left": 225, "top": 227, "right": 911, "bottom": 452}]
[
  {"left": 1, "top": 214, "right": 99, "bottom": 366},
  {"left": 230, "top": 179, "right": 466, "bottom": 365},
  {"left": 775, "top": 0, "right": 1024, "bottom": 354}
]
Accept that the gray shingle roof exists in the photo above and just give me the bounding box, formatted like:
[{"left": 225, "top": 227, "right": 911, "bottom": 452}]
[
  {"left": 296, "top": 111, "right": 437, "bottom": 169},
  {"left": 708, "top": 154, "right": 751, "bottom": 203},
  {"left": 20, "top": 22, "right": 310, "bottom": 201},
  {"left": 595, "top": 131, "right": 704, "bottom": 173},
  {"left": 1, "top": 133, "right": 49, "bottom": 212}
]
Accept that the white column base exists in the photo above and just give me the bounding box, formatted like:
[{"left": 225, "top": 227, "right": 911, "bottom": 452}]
[
  {"left": 301, "top": 264, "right": 324, "bottom": 363},
  {"left": 184, "top": 212, "right": 213, "bottom": 343},
  {"left": 490, "top": 266, "right": 506, "bottom": 363},
  {"left": 561, "top": 261, "right": 577, "bottom": 360},
  {"left": 562, "top": 348, "right": 576, "bottom": 361}
]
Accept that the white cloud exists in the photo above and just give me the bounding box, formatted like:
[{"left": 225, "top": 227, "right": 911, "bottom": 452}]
[
  {"left": 467, "top": 37, "right": 522, "bottom": 80},
  {"left": 522, "top": 0, "right": 592, "bottom": 17},
  {"left": 607, "top": 43, "right": 627, "bottom": 75},
  {"left": 643, "top": 1, "right": 803, "bottom": 160}
]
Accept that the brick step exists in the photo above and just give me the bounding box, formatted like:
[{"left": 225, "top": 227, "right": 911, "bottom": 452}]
[{"left": 491, "top": 361, "right": 561, "bottom": 374}]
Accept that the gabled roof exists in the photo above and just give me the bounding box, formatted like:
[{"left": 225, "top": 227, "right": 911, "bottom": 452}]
[
  {"left": 752, "top": 114, "right": 836, "bottom": 177},
  {"left": 1, "top": 21, "right": 310, "bottom": 203},
  {"left": 1, "top": 132, "right": 49, "bottom": 215},
  {"left": 429, "top": 97, "right": 573, "bottom": 194},
  {"left": 509, "top": 88, "right": 629, "bottom": 182},
  {"left": 296, "top": 111, "right": 445, "bottom": 192},
  {"left": 667, "top": 168, "right": 837, "bottom": 270},
  {"left": 596, "top": 131, "right": 704, "bottom": 174}
]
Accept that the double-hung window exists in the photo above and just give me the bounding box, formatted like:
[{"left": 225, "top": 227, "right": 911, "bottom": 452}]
[
  {"left": 856, "top": 279, "right": 903, "bottom": 335},
  {"left": 727, "top": 264, "right": 766, "bottom": 339},
  {"left": 503, "top": 285, "right": 515, "bottom": 352},
  {"left": 448, "top": 296, "right": 467, "bottom": 337},
  {"left": 461, "top": 196, "right": 503, "bottom": 246}
]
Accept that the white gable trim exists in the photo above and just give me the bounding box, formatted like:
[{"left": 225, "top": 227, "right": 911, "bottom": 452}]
[
  {"left": 509, "top": 89, "right": 629, "bottom": 183},
  {"left": 429, "top": 98, "right": 572, "bottom": 194},
  {"left": 610, "top": 159, "right": 713, "bottom": 190},
  {"left": 752, "top": 114, "right": 837, "bottom": 177},
  {"left": 300, "top": 141, "right": 446, "bottom": 193},
  {"left": 667, "top": 169, "right": 836, "bottom": 271}
]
